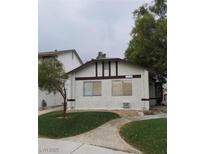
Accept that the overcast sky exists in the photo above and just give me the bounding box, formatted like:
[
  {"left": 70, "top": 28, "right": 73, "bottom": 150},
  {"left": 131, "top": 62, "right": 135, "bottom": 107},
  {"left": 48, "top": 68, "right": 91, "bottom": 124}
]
[{"left": 39, "top": 0, "right": 152, "bottom": 62}]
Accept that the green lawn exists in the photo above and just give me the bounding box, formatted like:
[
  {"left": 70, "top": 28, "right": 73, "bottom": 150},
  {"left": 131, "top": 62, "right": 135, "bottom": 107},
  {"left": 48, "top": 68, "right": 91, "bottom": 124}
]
[
  {"left": 39, "top": 111, "right": 120, "bottom": 138},
  {"left": 120, "top": 118, "right": 167, "bottom": 154}
]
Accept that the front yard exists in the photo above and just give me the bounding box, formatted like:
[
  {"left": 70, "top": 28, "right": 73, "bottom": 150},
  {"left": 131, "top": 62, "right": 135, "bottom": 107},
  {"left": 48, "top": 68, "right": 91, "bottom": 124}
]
[
  {"left": 120, "top": 118, "right": 167, "bottom": 154},
  {"left": 38, "top": 111, "right": 120, "bottom": 138}
]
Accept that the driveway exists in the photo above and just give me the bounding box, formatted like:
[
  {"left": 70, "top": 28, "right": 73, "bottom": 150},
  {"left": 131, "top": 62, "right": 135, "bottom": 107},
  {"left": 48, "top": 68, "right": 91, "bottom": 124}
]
[{"left": 39, "top": 138, "right": 133, "bottom": 154}]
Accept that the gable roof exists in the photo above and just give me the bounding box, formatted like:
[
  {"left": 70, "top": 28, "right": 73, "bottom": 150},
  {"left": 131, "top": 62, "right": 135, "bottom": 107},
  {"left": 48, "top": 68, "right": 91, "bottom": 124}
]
[
  {"left": 67, "top": 58, "right": 151, "bottom": 74},
  {"left": 38, "top": 49, "right": 83, "bottom": 64}
]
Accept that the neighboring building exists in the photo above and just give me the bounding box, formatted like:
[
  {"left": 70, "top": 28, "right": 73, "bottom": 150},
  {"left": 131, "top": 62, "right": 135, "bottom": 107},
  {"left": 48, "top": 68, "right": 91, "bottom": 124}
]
[
  {"left": 66, "top": 53, "right": 159, "bottom": 110},
  {"left": 38, "top": 49, "right": 83, "bottom": 109}
]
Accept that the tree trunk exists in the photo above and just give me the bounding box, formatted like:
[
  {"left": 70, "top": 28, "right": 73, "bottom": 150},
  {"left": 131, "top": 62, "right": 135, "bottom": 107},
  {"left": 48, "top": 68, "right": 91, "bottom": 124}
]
[
  {"left": 63, "top": 87, "right": 67, "bottom": 118},
  {"left": 63, "top": 97, "right": 67, "bottom": 118}
]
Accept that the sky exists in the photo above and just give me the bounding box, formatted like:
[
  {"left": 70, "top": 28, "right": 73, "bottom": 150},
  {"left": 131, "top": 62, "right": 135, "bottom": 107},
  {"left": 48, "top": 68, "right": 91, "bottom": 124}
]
[{"left": 39, "top": 0, "right": 152, "bottom": 62}]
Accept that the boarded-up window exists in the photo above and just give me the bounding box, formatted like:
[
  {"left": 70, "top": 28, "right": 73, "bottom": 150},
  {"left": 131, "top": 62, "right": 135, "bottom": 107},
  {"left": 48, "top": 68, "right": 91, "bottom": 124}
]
[
  {"left": 84, "top": 81, "right": 101, "bottom": 96},
  {"left": 112, "top": 80, "right": 132, "bottom": 96},
  {"left": 112, "top": 81, "right": 123, "bottom": 96}
]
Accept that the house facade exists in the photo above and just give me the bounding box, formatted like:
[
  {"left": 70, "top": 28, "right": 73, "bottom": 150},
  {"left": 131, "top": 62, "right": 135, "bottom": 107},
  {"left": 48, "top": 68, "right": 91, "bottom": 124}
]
[
  {"left": 38, "top": 49, "right": 83, "bottom": 109},
  {"left": 66, "top": 57, "right": 154, "bottom": 110}
]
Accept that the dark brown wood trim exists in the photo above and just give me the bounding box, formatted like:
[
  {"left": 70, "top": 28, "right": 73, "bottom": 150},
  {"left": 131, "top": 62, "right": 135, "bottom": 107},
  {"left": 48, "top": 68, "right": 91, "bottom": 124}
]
[
  {"left": 67, "top": 58, "right": 148, "bottom": 75},
  {"left": 115, "top": 61, "right": 118, "bottom": 76},
  {"left": 75, "top": 74, "right": 141, "bottom": 80},
  {"left": 141, "top": 98, "right": 149, "bottom": 101},
  {"left": 141, "top": 98, "right": 159, "bottom": 101},
  {"left": 102, "top": 61, "right": 104, "bottom": 77},
  {"left": 67, "top": 99, "right": 75, "bottom": 101},
  {"left": 95, "top": 62, "right": 98, "bottom": 77},
  {"left": 108, "top": 61, "right": 111, "bottom": 76},
  {"left": 133, "top": 74, "right": 141, "bottom": 78}
]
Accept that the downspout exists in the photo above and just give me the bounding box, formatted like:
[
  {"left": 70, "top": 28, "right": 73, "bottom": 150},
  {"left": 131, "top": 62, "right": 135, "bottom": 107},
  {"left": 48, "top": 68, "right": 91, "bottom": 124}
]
[
  {"left": 69, "top": 73, "right": 76, "bottom": 109},
  {"left": 142, "top": 73, "right": 146, "bottom": 110},
  {"left": 73, "top": 73, "right": 76, "bottom": 109},
  {"left": 68, "top": 74, "right": 73, "bottom": 109},
  {"left": 70, "top": 74, "right": 73, "bottom": 99},
  {"left": 143, "top": 70, "right": 149, "bottom": 110}
]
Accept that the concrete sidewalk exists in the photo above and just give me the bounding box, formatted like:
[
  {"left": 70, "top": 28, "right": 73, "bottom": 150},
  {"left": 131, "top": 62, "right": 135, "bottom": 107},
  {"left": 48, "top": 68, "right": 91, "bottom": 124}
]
[{"left": 39, "top": 138, "right": 134, "bottom": 154}]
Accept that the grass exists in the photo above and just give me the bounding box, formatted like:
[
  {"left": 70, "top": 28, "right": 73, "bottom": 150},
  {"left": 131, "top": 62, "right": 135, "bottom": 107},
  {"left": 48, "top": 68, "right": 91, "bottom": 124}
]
[
  {"left": 120, "top": 118, "right": 167, "bottom": 154},
  {"left": 39, "top": 111, "right": 120, "bottom": 138}
]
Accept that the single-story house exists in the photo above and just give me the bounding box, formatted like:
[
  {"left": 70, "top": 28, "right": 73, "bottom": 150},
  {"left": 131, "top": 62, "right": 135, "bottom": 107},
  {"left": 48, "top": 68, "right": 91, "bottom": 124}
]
[{"left": 66, "top": 53, "right": 161, "bottom": 110}]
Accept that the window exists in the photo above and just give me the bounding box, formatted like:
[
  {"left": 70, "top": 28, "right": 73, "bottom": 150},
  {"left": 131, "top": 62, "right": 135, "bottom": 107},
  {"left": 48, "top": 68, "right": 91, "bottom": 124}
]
[
  {"left": 84, "top": 81, "right": 101, "bottom": 96},
  {"left": 112, "top": 80, "right": 132, "bottom": 96}
]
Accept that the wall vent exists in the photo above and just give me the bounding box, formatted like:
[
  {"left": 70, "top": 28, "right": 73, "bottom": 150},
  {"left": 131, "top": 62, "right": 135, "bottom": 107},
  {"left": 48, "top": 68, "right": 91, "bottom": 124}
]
[{"left": 123, "top": 102, "right": 130, "bottom": 109}]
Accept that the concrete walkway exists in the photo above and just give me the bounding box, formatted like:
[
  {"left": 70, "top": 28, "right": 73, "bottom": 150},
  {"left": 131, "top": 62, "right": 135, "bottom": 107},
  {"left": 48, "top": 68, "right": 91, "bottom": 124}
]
[
  {"left": 60, "top": 113, "right": 167, "bottom": 154},
  {"left": 39, "top": 111, "right": 166, "bottom": 154},
  {"left": 38, "top": 106, "right": 63, "bottom": 116},
  {"left": 39, "top": 138, "right": 133, "bottom": 154}
]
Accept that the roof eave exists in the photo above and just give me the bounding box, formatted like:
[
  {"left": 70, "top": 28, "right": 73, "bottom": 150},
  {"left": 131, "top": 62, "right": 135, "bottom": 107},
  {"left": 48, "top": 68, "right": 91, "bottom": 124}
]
[
  {"left": 67, "top": 58, "right": 150, "bottom": 75},
  {"left": 38, "top": 49, "right": 83, "bottom": 64}
]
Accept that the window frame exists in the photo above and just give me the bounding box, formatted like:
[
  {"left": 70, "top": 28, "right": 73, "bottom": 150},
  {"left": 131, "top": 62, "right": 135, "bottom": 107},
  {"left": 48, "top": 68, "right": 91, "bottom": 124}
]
[
  {"left": 83, "top": 81, "right": 102, "bottom": 96},
  {"left": 112, "top": 80, "right": 132, "bottom": 96}
]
